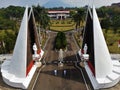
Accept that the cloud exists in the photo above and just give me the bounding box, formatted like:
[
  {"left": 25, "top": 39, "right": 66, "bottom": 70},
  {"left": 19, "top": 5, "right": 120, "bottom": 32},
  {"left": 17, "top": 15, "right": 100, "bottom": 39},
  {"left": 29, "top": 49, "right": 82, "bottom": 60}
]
[
  {"left": 0, "top": 0, "right": 19, "bottom": 7},
  {"left": 62, "top": 0, "right": 88, "bottom": 7},
  {"left": 43, "top": 0, "right": 71, "bottom": 8},
  {"left": 0, "top": 0, "right": 120, "bottom": 8},
  {"left": 0, "top": 0, "right": 49, "bottom": 8},
  {"left": 62, "top": 0, "right": 120, "bottom": 7}
]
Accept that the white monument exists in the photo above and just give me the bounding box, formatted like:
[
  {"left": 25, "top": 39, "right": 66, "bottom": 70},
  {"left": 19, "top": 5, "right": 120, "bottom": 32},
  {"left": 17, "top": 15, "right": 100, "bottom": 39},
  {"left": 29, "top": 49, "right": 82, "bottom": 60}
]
[
  {"left": 83, "top": 43, "right": 87, "bottom": 54},
  {"left": 58, "top": 49, "right": 64, "bottom": 67},
  {"left": 33, "top": 43, "right": 38, "bottom": 57},
  {"left": 54, "top": 70, "right": 57, "bottom": 76},
  {"left": 64, "top": 70, "right": 66, "bottom": 76},
  {"left": 33, "top": 43, "right": 43, "bottom": 67},
  {"left": 1, "top": 7, "right": 44, "bottom": 89},
  {"left": 83, "top": 43, "right": 89, "bottom": 61},
  {"left": 78, "top": 5, "right": 120, "bottom": 89}
]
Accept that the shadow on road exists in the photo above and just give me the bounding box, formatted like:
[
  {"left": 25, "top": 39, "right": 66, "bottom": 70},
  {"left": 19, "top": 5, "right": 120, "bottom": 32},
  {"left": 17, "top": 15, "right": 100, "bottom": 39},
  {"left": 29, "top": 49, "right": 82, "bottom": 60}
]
[{"left": 41, "top": 54, "right": 84, "bottom": 83}]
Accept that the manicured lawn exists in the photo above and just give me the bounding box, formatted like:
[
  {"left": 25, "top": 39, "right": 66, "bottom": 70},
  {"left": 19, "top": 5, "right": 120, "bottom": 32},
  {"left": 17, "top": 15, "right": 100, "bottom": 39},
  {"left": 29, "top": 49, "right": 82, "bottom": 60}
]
[
  {"left": 50, "top": 26, "right": 75, "bottom": 31},
  {"left": 50, "top": 19, "right": 75, "bottom": 31}
]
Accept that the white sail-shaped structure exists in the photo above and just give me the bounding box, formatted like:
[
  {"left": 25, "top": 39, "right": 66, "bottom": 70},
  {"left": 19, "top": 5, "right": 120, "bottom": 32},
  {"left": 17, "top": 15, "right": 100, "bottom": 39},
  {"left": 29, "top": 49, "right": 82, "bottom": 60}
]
[
  {"left": 79, "top": 6, "right": 120, "bottom": 89},
  {"left": 9, "top": 6, "right": 28, "bottom": 78},
  {"left": 93, "top": 5, "right": 113, "bottom": 79},
  {"left": 1, "top": 6, "right": 44, "bottom": 89}
]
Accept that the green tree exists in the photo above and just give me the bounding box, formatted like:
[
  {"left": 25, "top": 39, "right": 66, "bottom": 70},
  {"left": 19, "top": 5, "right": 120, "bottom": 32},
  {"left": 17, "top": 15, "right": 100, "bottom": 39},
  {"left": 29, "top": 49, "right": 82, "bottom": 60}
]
[
  {"left": 101, "top": 18, "right": 111, "bottom": 33},
  {"left": 4, "top": 30, "right": 16, "bottom": 53},
  {"left": 33, "top": 5, "right": 50, "bottom": 29},
  {"left": 111, "top": 15, "right": 120, "bottom": 33},
  {"left": 55, "top": 37, "right": 61, "bottom": 49},
  {"left": 3, "top": 6, "right": 24, "bottom": 19},
  {"left": 0, "top": 30, "right": 16, "bottom": 53},
  {"left": 33, "top": 5, "right": 50, "bottom": 39},
  {"left": 55, "top": 32, "right": 67, "bottom": 49},
  {"left": 71, "top": 8, "right": 85, "bottom": 30}
]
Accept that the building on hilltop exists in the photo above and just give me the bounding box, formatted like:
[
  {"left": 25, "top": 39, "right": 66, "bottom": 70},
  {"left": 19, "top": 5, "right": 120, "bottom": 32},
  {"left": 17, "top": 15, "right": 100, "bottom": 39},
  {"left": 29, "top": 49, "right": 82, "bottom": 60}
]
[{"left": 48, "top": 10, "right": 70, "bottom": 20}]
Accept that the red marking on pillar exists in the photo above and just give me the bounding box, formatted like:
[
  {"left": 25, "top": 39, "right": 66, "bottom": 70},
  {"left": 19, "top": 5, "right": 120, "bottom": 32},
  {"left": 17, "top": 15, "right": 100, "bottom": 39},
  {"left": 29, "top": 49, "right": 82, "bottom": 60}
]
[
  {"left": 118, "top": 40, "right": 120, "bottom": 45},
  {"left": 119, "top": 40, "right": 120, "bottom": 44},
  {"left": 37, "top": 49, "right": 41, "bottom": 54},
  {"left": 88, "top": 61, "right": 95, "bottom": 76},
  {"left": 26, "top": 49, "right": 41, "bottom": 76},
  {"left": 26, "top": 60, "right": 34, "bottom": 76},
  {"left": 81, "top": 49, "right": 84, "bottom": 54}
]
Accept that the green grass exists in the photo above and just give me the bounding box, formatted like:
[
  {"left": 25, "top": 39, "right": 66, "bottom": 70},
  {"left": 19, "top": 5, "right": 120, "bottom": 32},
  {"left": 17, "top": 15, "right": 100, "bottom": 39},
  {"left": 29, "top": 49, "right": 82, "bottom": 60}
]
[
  {"left": 104, "top": 30, "right": 120, "bottom": 53},
  {"left": 50, "top": 26, "right": 74, "bottom": 31},
  {"left": 108, "top": 42, "right": 120, "bottom": 53},
  {"left": 50, "top": 19, "right": 75, "bottom": 31},
  {"left": 0, "top": 29, "right": 15, "bottom": 41},
  {"left": 74, "top": 29, "right": 120, "bottom": 54}
]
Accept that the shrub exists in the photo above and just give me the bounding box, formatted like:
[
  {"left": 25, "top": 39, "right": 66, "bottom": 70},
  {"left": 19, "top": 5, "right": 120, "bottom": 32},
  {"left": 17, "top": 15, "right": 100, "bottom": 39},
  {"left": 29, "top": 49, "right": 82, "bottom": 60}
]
[{"left": 55, "top": 32, "right": 67, "bottom": 49}]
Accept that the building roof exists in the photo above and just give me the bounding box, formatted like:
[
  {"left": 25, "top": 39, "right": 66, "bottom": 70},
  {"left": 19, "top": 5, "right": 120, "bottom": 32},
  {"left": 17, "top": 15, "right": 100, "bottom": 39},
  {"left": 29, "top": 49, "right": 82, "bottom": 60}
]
[{"left": 48, "top": 10, "right": 70, "bottom": 14}]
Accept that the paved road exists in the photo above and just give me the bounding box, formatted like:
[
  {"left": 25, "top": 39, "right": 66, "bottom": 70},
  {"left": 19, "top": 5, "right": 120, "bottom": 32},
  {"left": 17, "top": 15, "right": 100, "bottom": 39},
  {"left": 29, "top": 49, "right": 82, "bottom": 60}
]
[
  {"left": 32, "top": 32, "right": 93, "bottom": 90},
  {"left": 0, "top": 31, "right": 120, "bottom": 90}
]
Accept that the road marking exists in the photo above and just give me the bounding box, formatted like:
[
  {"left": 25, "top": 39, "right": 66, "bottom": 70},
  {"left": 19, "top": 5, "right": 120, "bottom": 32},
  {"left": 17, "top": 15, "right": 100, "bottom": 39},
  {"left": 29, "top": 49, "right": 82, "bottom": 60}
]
[
  {"left": 31, "top": 65, "right": 45, "bottom": 90},
  {"left": 31, "top": 54, "right": 47, "bottom": 90},
  {"left": 75, "top": 54, "right": 90, "bottom": 90}
]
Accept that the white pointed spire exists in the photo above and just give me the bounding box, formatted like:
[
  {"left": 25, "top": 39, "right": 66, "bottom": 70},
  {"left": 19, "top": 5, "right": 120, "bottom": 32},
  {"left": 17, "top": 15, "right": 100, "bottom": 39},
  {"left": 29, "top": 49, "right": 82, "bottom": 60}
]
[
  {"left": 9, "top": 6, "right": 28, "bottom": 78},
  {"left": 1, "top": 6, "right": 45, "bottom": 89},
  {"left": 93, "top": 5, "right": 113, "bottom": 79},
  {"left": 80, "top": 5, "right": 120, "bottom": 89}
]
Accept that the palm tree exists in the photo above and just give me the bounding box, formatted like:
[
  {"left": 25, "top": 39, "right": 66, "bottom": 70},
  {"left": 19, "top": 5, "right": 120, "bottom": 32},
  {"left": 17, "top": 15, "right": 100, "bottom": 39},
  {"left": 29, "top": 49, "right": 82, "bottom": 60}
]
[
  {"left": 33, "top": 4, "right": 50, "bottom": 29},
  {"left": 71, "top": 8, "right": 85, "bottom": 30},
  {"left": 33, "top": 4, "right": 50, "bottom": 44}
]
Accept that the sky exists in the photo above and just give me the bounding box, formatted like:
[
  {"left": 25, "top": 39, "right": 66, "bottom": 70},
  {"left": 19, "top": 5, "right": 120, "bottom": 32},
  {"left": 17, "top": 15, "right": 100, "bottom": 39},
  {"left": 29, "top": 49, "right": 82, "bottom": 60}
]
[{"left": 0, "top": 0, "right": 120, "bottom": 8}]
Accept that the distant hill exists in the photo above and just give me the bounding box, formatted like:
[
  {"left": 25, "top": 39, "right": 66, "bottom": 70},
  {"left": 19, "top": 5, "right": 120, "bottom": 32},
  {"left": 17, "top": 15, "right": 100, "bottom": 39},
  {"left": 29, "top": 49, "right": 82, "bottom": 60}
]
[
  {"left": 111, "top": 2, "right": 120, "bottom": 7},
  {"left": 43, "top": 0, "right": 71, "bottom": 8}
]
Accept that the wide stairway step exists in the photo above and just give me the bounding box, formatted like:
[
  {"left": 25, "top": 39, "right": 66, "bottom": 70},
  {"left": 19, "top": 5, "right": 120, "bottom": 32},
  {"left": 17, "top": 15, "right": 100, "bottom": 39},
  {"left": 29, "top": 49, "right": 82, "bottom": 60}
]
[
  {"left": 107, "top": 72, "right": 120, "bottom": 81},
  {"left": 112, "top": 61, "right": 120, "bottom": 67},
  {"left": 113, "top": 66, "right": 120, "bottom": 75},
  {"left": 97, "top": 78, "right": 112, "bottom": 84}
]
